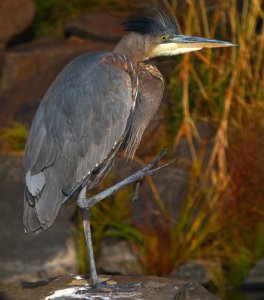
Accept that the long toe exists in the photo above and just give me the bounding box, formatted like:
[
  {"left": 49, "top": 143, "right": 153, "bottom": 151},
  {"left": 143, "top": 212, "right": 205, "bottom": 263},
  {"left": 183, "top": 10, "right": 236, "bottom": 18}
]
[
  {"left": 100, "top": 281, "right": 142, "bottom": 292},
  {"left": 85, "top": 281, "right": 143, "bottom": 293}
]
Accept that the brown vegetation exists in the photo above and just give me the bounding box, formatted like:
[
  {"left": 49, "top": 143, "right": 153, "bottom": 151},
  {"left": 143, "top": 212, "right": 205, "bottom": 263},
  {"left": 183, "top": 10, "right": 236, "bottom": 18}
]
[
  {"left": 0, "top": 0, "right": 263, "bottom": 289},
  {"left": 88, "top": 0, "right": 264, "bottom": 287}
]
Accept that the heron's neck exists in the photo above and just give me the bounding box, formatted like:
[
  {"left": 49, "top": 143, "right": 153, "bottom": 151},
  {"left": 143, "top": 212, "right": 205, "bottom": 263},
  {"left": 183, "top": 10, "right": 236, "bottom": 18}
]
[{"left": 113, "top": 33, "right": 148, "bottom": 64}]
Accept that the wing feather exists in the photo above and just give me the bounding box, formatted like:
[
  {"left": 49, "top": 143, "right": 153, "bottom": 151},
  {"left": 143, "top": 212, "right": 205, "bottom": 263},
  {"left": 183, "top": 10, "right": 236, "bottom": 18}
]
[{"left": 23, "top": 52, "right": 135, "bottom": 232}]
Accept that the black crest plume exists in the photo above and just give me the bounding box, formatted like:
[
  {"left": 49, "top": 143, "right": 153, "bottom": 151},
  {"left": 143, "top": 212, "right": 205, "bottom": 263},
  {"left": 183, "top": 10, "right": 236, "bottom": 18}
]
[{"left": 120, "top": 10, "right": 179, "bottom": 35}]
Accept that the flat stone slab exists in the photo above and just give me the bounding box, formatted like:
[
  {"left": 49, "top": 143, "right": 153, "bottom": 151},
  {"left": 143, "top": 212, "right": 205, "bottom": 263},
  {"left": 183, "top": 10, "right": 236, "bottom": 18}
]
[
  {"left": 241, "top": 258, "right": 264, "bottom": 291},
  {"left": 0, "top": 154, "right": 78, "bottom": 284},
  {"left": 0, "top": 0, "right": 35, "bottom": 48},
  {"left": 0, "top": 37, "right": 114, "bottom": 125},
  {"left": 65, "top": 12, "right": 124, "bottom": 43},
  {"left": 0, "top": 274, "right": 219, "bottom": 300},
  {"left": 171, "top": 262, "right": 211, "bottom": 286}
]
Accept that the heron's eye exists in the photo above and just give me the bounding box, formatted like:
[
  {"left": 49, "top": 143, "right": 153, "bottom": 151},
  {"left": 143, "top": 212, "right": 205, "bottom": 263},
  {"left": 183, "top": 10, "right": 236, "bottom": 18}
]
[{"left": 160, "top": 35, "right": 169, "bottom": 42}]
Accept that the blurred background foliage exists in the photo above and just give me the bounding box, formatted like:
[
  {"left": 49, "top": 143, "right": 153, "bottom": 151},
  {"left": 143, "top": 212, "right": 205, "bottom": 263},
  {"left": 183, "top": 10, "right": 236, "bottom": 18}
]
[
  {"left": 32, "top": 0, "right": 137, "bottom": 37},
  {"left": 0, "top": 122, "right": 28, "bottom": 154},
  {"left": 1, "top": 0, "right": 263, "bottom": 293},
  {"left": 76, "top": 0, "right": 264, "bottom": 290}
]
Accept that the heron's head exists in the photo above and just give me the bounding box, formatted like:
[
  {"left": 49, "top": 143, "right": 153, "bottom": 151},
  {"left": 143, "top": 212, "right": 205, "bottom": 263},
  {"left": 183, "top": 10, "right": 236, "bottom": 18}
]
[{"left": 120, "top": 11, "right": 236, "bottom": 61}]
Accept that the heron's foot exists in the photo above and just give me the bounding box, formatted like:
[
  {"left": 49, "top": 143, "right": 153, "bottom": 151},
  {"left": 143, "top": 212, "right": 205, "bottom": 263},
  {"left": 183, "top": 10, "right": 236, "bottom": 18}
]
[
  {"left": 93, "top": 281, "right": 142, "bottom": 292},
  {"left": 77, "top": 281, "right": 142, "bottom": 294},
  {"left": 78, "top": 148, "right": 177, "bottom": 209}
]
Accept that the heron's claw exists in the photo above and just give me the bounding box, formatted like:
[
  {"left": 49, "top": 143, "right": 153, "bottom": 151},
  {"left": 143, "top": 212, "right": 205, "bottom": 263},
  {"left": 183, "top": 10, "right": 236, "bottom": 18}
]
[
  {"left": 78, "top": 149, "right": 178, "bottom": 209},
  {"left": 94, "top": 281, "right": 142, "bottom": 292}
]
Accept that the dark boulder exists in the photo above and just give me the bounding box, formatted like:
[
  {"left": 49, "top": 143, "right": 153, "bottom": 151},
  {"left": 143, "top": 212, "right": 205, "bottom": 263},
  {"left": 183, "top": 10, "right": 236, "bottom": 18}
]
[
  {"left": 0, "top": 37, "right": 114, "bottom": 125},
  {"left": 0, "top": 154, "right": 78, "bottom": 284},
  {"left": 0, "top": 0, "right": 35, "bottom": 48},
  {"left": 65, "top": 12, "right": 125, "bottom": 43}
]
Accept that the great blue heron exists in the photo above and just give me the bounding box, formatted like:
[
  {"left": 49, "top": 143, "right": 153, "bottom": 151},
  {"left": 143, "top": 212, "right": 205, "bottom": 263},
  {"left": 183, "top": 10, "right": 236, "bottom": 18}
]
[{"left": 23, "top": 11, "right": 235, "bottom": 292}]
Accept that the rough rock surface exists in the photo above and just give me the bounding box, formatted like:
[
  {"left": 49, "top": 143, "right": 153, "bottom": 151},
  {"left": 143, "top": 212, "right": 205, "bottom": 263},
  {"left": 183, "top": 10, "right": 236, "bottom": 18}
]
[
  {"left": 65, "top": 12, "right": 124, "bottom": 43},
  {"left": 171, "top": 262, "right": 211, "bottom": 286},
  {"left": 174, "top": 121, "right": 216, "bottom": 162},
  {"left": 108, "top": 156, "right": 188, "bottom": 226},
  {"left": 0, "top": 154, "right": 78, "bottom": 284},
  {"left": 0, "top": 37, "right": 114, "bottom": 125},
  {"left": 0, "top": 274, "right": 219, "bottom": 300},
  {"left": 0, "top": 37, "right": 112, "bottom": 92},
  {"left": 0, "top": 0, "right": 35, "bottom": 48},
  {"left": 97, "top": 238, "right": 142, "bottom": 275},
  {"left": 241, "top": 258, "right": 264, "bottom": 289}
]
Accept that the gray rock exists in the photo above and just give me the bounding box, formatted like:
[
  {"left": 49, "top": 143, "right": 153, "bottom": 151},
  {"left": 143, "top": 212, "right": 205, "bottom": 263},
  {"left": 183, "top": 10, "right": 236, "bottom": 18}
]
[
  {"left": 0, "top": 36, "right": 113, "bottom": 92},
  {"left": 107, "top": 157, "right": 187, "bottom": 222},
  {"left": 0, "top": 0, "right": 35, "bottom": 48},
  {"left": 174, "top": 121, "right": 216, "bottom": 163},
  {"left": 97, "top": 238, "right": 143, "bottom": 275},
  {"left": 130, "top": 121, "right": 217, "bottom": 225},
  {"left": 171, "top": 262, "right": 211, "bottom": 286},
  {"left": 0, "top": 274, "right": 219, "bottom": 300},
  {"left": 0, "top": 154, "right": 78, "bottom": 284},
  {"left": 241, "top": 258, "right": 264, "bottom": 289},
  {"left": 0, "top": 37, "right": 114, "bottom": 125},
  {"left": 65, "top": 12, "right": 124, "bottom": 43}
]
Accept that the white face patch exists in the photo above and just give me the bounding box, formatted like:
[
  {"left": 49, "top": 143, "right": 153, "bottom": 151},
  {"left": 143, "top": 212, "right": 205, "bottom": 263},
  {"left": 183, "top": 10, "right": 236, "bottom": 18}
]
[{"left": 150, "top": 43, "right": 203, "bottom": 58}]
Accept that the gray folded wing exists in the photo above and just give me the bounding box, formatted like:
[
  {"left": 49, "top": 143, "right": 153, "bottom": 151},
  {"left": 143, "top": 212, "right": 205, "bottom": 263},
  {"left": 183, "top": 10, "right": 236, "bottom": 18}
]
[{"left": 23, "top": 52, "right": 134, "bottom": 232}]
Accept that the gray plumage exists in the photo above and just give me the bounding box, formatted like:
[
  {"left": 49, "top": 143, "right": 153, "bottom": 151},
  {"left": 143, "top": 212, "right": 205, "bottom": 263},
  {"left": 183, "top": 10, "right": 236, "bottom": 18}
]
[
  {"left": 23, "top": 11, "right": 235, "bottom": 234},
  {"left": 23, "top": 50, "right": 164, "bottom": 233},
  {"left": 24, "top": 52, "right": 137, "bottom": 231},
  {"left": 120, "top": 11, "right": 179, "bottom": 36}
]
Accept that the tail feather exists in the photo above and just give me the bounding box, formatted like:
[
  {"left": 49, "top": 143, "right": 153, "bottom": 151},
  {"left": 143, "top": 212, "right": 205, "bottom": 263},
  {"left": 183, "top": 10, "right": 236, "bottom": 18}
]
[
  {"left": 23, "top": 200, "right": 41, "bottom": 233},
  {"left": 23, "top": 170, "right": 63, "bottom": 233}
]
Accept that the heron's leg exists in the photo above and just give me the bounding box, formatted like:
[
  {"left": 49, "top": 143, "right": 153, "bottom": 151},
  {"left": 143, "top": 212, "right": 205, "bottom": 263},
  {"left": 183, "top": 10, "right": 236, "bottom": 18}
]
[
  {"left": 79, "top": 189, "right": 99, "bottom": 286},
  {"left": 79, "top": 187, "right": 142, "bottom": 292},
  {"left": 78, "top": 148, "right": 177, "bottom": 209}
]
